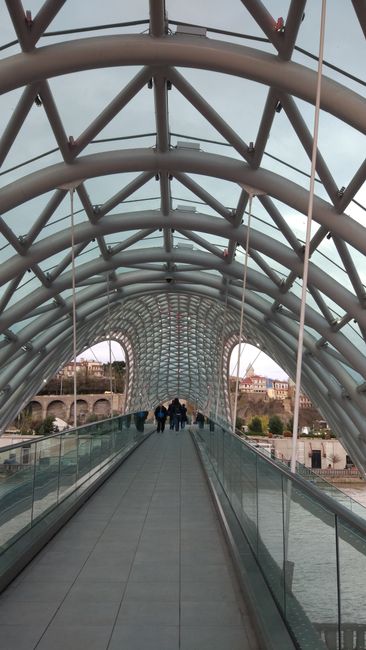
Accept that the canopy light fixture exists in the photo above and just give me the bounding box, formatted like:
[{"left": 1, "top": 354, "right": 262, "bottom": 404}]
[{"left": 275, "top": 101, "right": 282, "bottom": 113}]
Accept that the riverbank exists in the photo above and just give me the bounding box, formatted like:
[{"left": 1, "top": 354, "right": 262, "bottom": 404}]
[
  {"left": 311, "top": 468, "right": 365, "bottom": 484},
  {"left": 328, "top": 477, "right": 365, "bottom": 484},
  {"left": 337, "top": 483, "right": 366, "bottom": 508}
]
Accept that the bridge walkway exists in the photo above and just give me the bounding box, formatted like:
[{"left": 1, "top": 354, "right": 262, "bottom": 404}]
[{"left": 0, "top": 431, "right": 259, "bottom": 650}]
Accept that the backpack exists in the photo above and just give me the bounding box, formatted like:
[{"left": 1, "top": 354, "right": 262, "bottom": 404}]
[{"left": 173, "top": 403, "right": 182, "bottom": 417}]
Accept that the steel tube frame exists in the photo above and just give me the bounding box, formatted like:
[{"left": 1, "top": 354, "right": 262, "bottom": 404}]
[{"left": 0, "top": 35, "right": 364, "bottom": 132}]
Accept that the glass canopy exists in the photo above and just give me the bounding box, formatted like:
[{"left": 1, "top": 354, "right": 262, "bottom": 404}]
[{"left": 0, "top": 1, "right": 365, "bottom": 469}]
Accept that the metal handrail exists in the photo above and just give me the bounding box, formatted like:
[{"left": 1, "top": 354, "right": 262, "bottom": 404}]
[
  {"left": 0, "top": 413, "right": 131, "bottom": 453},
  {"left": 217, "top": 423, "right": 366, "bottom": 538}
]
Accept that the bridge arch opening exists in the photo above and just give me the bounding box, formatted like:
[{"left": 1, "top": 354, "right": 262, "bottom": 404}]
[
  {"left": 93, "top": 398, "right": 111, "bottom": 418},
  {"left": 69, "top": 399, "right": 89, "bottom": 425},
  {"left": 46, "top": 400, "right": 68, "bottom": 422},
  {"left": 27, "top": 401, "right": 43, "bottom": 421}
]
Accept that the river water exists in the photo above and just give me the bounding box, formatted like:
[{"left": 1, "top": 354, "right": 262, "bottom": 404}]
[
  {"left": 338, "top": 482, "right": 366, "bottom": 509},
  {"left": 286, "top": 480, "right": 366, "bottom": 633},
  {"left": 237, "top": 476, "right": 366, "bottom": 639}
]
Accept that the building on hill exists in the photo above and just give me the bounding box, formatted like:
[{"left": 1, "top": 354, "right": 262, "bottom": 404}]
[
  {"left": 236, "top": 372, "right": 312, "bottom": 408},
  {"left": 299, "top": 393, "right": 313, "bottom": 409},
  {"left": 239, "top": 377, "right": 253, "bottom": 393},
  {"left": 239, "top": 375, "right": 266, "bottom": 394},
  {"left": 56, "top": 358, "right": 105, "bottom": 378},
  {"left": 273, "top": 380, "right": 289, "bottom": 400}
]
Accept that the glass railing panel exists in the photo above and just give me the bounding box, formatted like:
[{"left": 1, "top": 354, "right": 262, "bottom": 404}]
[
  {"left": 197, "top": 425, "right": 221, "bottom": 479},
  {"left": 222, "top": 428, "right": 232, "bottom": 496},
  {"left": 223, "top": 431, "right": 232, "bottom": 498},
  {"left": 238, "top": 443, "right": 258, "bottom": 551},
  {"left": 217, "top": 426, "right": 225, "bottom": 484},
  {"left": 116, "top": 417, "right": 132, "bottom": 453},
  {"left": 278, "top": 459, "right": 365, "bottom": 519},
  {"left": 32, "top": 435, "right": 62, "bottom": 521},
  {"left": 284, "top": 478, "right": 339, "bottom": 647},
  {"left": 100, "top": 429, "right": 114, "bottom": 464},
  {"left": 193, "top": 423, "right": 359, "bottom": 649},
  {"left": 257, "top": 455, "right": 285, "bottom": 611},
  {"left": 208, "top": 428, "right": 219, "bottom": 474},
  {"left": 90, "top": 429, "right": 103, "bottom": 470},
  {"left": 295, "top": 464, "right": 355, "bottom": 511},
  {"left": 58, "top": 432, "right": 78, "bottom": 501},
  {"left": 228, "top": 436, "right": 242, "bottom": 516},
  {"left": 0, "top": 444, "right": 34, "bottom": 549},
  {"left": 76, "top": 431, "right": 92, "bottom": 481},
  {"left": 113, "top": 425, "right": 122, "bottom": 454},
  {"left": 347, "top": 499, "right": 366, "bottom": 520},
  {"left": 338, "top": 519, "right": 366, "bottom": 650},
  {"left": 0, "top": 415, "right": 154, "bottom": 563}
]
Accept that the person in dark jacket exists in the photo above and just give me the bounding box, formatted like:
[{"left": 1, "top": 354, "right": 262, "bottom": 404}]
[
  {"left": 181, "top": 404, "right": 188, "bottom": 429},
  {"left": 154, "top": 403, "right": 167, "bottom": 432},
  {"left": 195, "top": 412, "right": 205, "bottom": 429},
  {"left": 134, "top": 410, "right": 148, "bottom": 432},
  {"left": 167, "top": 401, "right": 174, "bottom": 429},
  {"left": 171, "top": 398, "right": 182, "bottom": 431}
]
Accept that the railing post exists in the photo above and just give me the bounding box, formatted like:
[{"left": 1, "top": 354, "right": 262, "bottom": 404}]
[
  {"left": 255, "top": 452, "right": 259, "bottom": 558},
  {"left": 335, "top": 516, "right": 342, "bottom": 650},
  {"left": 75, "top": 427, "right": 80, "bottom": 485},
  {"left": 56, "top": 434, "right": 62, "bottom": 504},
  {"left": 281, "top": 474, "right": 287, "bottom": 614},
  {"left": 30, "top": 440, "right": 37, "bottom": 526}
]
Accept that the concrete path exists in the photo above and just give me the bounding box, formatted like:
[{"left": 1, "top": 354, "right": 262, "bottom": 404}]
[{"left": 0, "top": 431, "right": 259, "bottom": 650}]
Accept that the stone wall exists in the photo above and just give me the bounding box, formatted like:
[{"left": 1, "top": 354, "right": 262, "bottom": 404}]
[
  {"left": 25, "top": 393, "right": 125, "bottom": 423},
  {"left": 235, "top": 393, "right": 322, "bottom": 427}
]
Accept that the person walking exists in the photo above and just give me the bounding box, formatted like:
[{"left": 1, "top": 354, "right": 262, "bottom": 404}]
[
  {"left": 195, "top": 411, "right": 205, "bottom": 429},
  {"left": 181, "top": 404, "right": 188, "bottom": 429},
  {"left": 154, "top": 403, "right": 167, "bottom": 432},
  {"left": 171, "top": 398, "right": 182, "bottom": 432},
  {"left": 167, "top": 401, "right": 174, "bottom": 429},
  {"left": 134, "top": 410, "right": 148, "bottom": 432}
]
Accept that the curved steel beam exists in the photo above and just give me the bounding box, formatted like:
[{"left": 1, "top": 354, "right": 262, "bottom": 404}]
[
  {"left": 0, "top": 277, "right": 361, "bottom": 403},
  {"left": 1, "top": 266, "right": 364, "bottom": 393},
  {"left": 2, "top": 282, "right": 364, "bottom": 460},
  {"left": 3, "top": 284, "right": 363, "bottom": 449},
  {"left": 0, "top": 35, "right": 365, "bottom": 133},
  {"left": 0, "top": 150, "right": 364, "bottom": 257},
  {"left": 2, "top": 238, "right": 366, "bottom": 345}
]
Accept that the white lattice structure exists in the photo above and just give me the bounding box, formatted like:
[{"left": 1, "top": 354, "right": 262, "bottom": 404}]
[{"left": 0, "top": 2, "right": 365, "bottom": 468}]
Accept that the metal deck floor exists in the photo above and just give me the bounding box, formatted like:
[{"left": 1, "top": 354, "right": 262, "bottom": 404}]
[{"left": 0, "top": 431, "right": 259, "bottom": 649}]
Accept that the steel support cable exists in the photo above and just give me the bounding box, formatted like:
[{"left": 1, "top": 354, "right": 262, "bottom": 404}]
[
  {"left": 230, "top": 341, "right": 247, "bottom": 379},
  {"left": 107, "top": 274, "right": 113, "bottom": 416},
  {"left": 232, "top": 193, "right": 254, "bottom": 433},
  {"left": 70, "top": 188, "right": 78, "bottom": 429},
  {"left": 215, "top": 282, "right": 229, "bottom": 422},
  {"left": 290, "top": 0, "right": 327, "bottom": 473},
  {"left": 284, "top": 2, "right": 327, "bottom": 609},
  {"left": 1, "top": 19, "right": 364, "bottom": 88}
]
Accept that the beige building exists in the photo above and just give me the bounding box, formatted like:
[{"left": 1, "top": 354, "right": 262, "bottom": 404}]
[
  {"left": 299, "top": 394, "right": 313, "bottom": 408},
  {"left": 239, "top": 374, "right": 267, "bottom": 394},
  {"left": 238, "top": 373, "right": 312, "bottom": 408},
  {"left": 273, "top": 380, "right": 289, "bottom": 400},
  {"left": 263, "top": 437, "right": 353, "bottom": 470},
  {"left": 57, "top": 358, "right": 105, "bottom": 378}
]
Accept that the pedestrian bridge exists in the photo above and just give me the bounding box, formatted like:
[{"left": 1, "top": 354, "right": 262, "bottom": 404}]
[
  {"left": 0, "top": 2, "right": 366, "bottom": 648},
  {"left": 1, "top": 416, "right": 365, "bottom": 650}
]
